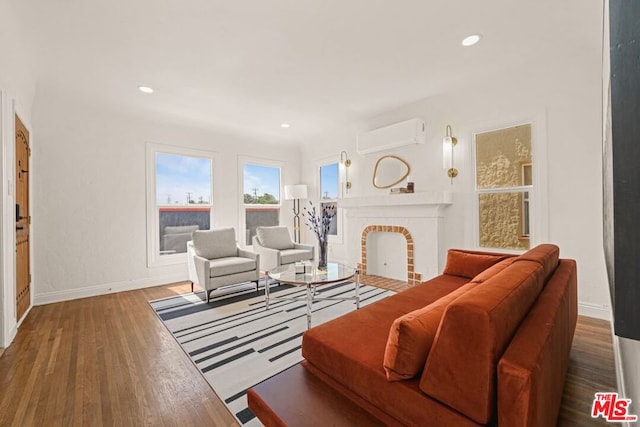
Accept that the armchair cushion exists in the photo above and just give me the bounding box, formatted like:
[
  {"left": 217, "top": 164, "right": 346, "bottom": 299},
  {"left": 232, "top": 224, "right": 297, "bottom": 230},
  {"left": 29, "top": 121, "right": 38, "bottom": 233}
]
[
  {"left": 280, "top": 248, "right": 314, "bottom": 265},
  {"left": 256, "top": 226, "right": 295, "bottom": 250},
  {"left": 192, "top": 228, "right": 238, "bottom": 260},
  {"left": 208, "top": 257, "right": 258, "bottom": 277}
]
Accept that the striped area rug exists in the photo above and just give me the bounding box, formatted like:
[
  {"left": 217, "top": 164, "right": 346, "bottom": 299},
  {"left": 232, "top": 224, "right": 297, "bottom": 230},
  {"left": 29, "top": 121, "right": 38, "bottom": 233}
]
[{"left": 150, "top": 280, "right": 394, "bottom": 426}]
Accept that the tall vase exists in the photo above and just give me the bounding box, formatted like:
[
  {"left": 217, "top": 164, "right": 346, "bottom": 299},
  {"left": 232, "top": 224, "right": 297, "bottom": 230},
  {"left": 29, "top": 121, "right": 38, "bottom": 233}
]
[{"left": 318, "top": 239, "right": 328, "bottom": 270}]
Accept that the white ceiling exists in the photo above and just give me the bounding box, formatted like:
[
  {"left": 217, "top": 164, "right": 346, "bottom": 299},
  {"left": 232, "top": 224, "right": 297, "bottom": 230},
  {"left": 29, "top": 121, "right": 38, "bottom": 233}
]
[{"left": 15, "top": 0, "right": 603, "bottom": 143}]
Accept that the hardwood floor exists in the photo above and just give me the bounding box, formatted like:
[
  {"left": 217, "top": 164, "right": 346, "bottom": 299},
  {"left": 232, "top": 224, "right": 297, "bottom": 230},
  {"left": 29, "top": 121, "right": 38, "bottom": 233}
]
[{"left": 0, "top": 280, "right": 618, "bottom": 426}]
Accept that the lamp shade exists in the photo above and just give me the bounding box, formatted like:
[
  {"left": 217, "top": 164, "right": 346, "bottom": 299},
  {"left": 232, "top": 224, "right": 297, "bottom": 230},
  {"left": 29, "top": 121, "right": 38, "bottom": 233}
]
[{"left": 284, "top": 184, "right": 308, "bottom": 200}]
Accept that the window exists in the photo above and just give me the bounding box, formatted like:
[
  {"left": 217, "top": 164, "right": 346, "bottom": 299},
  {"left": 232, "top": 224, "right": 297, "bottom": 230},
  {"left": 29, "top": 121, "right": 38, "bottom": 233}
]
[
  {"left": 243, "top": 162, "right": 281, "bottom": 246},
  {"left": 146, "top": 144, "right": 214, "bottom": 266},
  {"left": 475, "top": 124, "right": 532, "bottom": 250},
  {"left": 319, "top": 162, "right": 339, "bottom": 236}
]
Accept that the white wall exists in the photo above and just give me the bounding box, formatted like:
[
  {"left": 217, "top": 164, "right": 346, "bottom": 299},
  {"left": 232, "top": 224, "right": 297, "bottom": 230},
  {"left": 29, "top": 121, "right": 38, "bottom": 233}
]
[
  {"left": 31, "top": 85, "right": 300, "bottom": 304},
  {"left": 300, "top": 49, "right": 611, "bottom": 319},
  {"left": 0, "top": 0, "right": 37, "bottom": 347}
]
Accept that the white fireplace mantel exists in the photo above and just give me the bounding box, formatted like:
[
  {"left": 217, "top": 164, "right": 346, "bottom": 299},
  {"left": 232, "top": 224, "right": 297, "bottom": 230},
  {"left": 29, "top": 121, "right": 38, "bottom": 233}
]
[
  {"left": 338, "top": 191, "right": 452, "bottom": 281},
  {"left": 338, "top": 191, "right": 452, "bottom": 209}
]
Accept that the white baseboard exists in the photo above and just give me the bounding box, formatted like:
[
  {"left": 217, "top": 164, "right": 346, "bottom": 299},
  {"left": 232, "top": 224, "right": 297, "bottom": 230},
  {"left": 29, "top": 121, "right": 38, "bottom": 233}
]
[
  {"left": 578, "top": 301, "right": 612, "bottom": 321},
  {"left": 33, "top": 274, "right": 189, "bottom": 306}
]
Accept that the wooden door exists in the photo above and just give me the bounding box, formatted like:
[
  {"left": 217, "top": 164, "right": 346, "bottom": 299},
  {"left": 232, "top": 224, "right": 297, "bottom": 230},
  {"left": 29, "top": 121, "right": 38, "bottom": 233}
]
[{"left": 15, "top": 115, "right": 30, "bottom": 321}]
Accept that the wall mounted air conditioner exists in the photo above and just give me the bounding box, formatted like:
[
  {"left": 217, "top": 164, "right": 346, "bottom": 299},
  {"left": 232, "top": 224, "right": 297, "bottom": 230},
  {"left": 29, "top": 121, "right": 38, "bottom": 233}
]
[{"left": 357, "top": 118, "right": 426, "bottom": 154}]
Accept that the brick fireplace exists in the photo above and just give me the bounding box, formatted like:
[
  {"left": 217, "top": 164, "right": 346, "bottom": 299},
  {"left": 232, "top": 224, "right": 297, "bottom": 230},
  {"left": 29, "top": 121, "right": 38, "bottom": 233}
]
[
  {"left": 359, "top": 225, "right": 422, "bottom": 286},
  {"left": 339, "top": 192, "right": 452, "bottom": 286}
]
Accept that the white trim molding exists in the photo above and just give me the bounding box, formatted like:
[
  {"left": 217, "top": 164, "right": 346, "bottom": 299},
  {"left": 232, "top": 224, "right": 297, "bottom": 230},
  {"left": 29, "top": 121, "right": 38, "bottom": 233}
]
[
  {"left": 578, "top": 301, "right": 612, "bottom": 321},
  {"left": 34, "top": 273, "right": 189, "bottom": 306}
]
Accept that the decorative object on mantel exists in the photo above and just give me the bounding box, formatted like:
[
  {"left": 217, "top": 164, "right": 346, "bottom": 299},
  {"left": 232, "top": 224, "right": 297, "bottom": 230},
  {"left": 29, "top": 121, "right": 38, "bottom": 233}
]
[
  {"left": 390, "top": 187, "right": 410, "bottom": 194},
  {"left": 388, "top": 173, "right": 415, "bottom": 193},
  {"left": 373, "top": 155, "right": 411, "bottom": 189},
  {"left": 284, "top": 184, "right": 308, "bottom": 243},
  {"left": 443, "top": 124, "right": 459, "bottom": 183},
  {"left": 340, "top": 151, "right": 352, "bottom": 193},
  {"left": 303, "top": 201, "right": 336, "bottom": 269},
  {"left": 406, "top": 178, "right": 415, "bottom": 193}
]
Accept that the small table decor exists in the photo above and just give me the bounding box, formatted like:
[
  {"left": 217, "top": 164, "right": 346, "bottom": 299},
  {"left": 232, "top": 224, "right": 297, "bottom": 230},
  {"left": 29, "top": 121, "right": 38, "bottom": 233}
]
[{"left": 303, "top": 202, "right": 336, "bottom": 269}]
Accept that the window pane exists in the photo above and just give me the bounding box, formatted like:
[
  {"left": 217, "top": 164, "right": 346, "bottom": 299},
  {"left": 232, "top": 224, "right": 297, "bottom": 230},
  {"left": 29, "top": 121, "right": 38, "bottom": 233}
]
[
  {"left": 478, "top": 192, "right": 530, "bottom": 250},
  {"left": 244, "top": 164, "right": 280, "bottom": 204},
  {"left": 155, "top": 152, "right": 213, "bottom": 256},
  {"left": 159, "top": 207, "right": 211, "bottom": 255},
  {"left": 476, "top": 124, "right": 532, "bottom": 189},
  {"left": 243, "top": 163, "right": 281, "bottom": 245},
  {"left": 156, "top": 153, "right": 211, "bottom": 205},
  {"left": 321, "top": 202, "right": 338, "bottom": 236},
  {"left": 245, "top": 207, "right": 280, "bottom": 245},
  {"left": 320, "top": 163, "right": 339, "bottom": 200}
]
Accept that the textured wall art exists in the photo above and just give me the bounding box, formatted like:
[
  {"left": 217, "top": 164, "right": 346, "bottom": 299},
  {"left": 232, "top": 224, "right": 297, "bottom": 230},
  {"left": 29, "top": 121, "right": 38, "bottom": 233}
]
[{"left": 476, "top": 124, "right": 532, "bottom": 250}]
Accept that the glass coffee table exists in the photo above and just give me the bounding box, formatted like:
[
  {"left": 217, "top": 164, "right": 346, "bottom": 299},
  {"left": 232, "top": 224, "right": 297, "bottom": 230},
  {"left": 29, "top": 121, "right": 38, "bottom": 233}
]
[{"left": 266, "top": 262, "right": 360, "bottom": 329}]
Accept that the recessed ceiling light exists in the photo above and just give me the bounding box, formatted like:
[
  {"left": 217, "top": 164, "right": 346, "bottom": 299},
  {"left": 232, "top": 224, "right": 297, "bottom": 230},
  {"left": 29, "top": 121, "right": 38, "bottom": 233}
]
[
  {"left": 461, "top": 34, "right": 481, "bottom": 47},
  {"left": 281, "top": 123, "right": 290, "bottom": 128},
  {"left": 138, "top": 85, "right": 154, "bottom": 94}
]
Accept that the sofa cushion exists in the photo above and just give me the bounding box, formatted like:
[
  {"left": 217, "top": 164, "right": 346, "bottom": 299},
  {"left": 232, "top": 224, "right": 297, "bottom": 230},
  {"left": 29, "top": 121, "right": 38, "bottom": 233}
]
[
  {"left": 192, "top": 228, "right": 238, "bottom": 259},
  {"left": 208, "top": 257, "right": 257, "bottom": 277},
  {"left": 257, "top": 226, "right": 295, "bottom": 250},
  {"left": 383, "top": 281, "right": 479, "bottom": 381},
  {"left": 514, "top": 243, "right": 560, "bottom": 282},
  {"left": 470, "top": 257, "right": 516, "bottom": 284},
  {"left": 420, "top": 259, "right": 545, "bottom": 424},
  {"left": 442, "top": 249, "right": 511, "bottom": 279}
]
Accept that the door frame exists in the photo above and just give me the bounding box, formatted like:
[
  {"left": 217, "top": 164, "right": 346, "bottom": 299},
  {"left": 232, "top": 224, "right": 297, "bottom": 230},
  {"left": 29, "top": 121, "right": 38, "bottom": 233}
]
[{"left": 0, "top": 92, "right": 33, "bottom": 348}]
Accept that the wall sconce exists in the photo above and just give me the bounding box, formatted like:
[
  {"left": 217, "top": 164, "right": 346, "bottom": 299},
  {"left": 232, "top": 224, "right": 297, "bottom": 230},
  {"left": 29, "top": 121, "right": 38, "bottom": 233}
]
[
  {"left": 443, "top": 125, "right": 458, "bottom": 183},
  {"left": 340, "top": 151, "right": 352, "bottom": 192}
]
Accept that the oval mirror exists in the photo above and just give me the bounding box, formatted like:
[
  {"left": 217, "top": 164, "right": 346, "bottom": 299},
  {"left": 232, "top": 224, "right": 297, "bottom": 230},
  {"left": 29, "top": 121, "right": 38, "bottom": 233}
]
[{"left": 372, "top": 155, "right": 411, "bottom": 189}]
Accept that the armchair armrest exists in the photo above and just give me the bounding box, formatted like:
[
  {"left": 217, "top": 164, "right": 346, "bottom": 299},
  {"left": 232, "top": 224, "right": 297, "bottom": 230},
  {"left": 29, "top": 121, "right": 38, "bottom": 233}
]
[
  {"left": 294, "top": 243, "right": 315, "bottom": 259},
  {"left": 252, "top": 235, "right": 281, "bottom": 271},
  {"left": 192, "top": 254, "right": 211, "bottom": 290},
  {"left": 238, "top": 247, "right": 259, "bottom": 262}
]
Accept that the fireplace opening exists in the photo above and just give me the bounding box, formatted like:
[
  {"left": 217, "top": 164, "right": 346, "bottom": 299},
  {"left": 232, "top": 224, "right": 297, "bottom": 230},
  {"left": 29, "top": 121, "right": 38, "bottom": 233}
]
[
  {"left": 360, "top": 225, "right": 421, "bottom": 286},
  {"left": 366, "top": 232, "right": 407, "bottom": 281}
]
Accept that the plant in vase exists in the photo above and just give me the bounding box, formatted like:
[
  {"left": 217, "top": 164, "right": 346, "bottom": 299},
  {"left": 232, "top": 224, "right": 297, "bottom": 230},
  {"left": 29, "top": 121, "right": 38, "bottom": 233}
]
[{"left": 303, "top": 202, "right": 336, "bottom": 270}]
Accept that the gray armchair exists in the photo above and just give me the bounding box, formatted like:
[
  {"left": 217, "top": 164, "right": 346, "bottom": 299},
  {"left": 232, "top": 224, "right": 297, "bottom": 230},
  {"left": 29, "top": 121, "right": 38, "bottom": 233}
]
[
  {"left": 187, "top": 227, "right": 260, "bottom": 303},
  {"left": 252, "top": 226, "right": 314, "bottom": 272}
]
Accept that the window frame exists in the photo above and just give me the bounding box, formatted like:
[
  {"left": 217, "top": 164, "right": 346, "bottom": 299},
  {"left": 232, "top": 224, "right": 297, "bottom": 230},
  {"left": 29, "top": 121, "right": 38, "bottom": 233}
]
[
  {"left": 239, "top": 156, "right": 283, "bottom": 248},
  {"left": 471, "top": 118, "right": 548, "bottom": 253},
  {"left": 317, "top": 156, "right": 344, "bottom": 244},
  {"left": 145, "top": 142, "right": 215, "bottom": 267}
]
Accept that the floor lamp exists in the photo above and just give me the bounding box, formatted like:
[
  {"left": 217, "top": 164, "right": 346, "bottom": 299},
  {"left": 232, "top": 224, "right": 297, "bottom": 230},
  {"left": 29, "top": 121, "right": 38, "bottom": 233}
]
[{"left": 284, "top": 184, "right": 308, "bottom": 243}]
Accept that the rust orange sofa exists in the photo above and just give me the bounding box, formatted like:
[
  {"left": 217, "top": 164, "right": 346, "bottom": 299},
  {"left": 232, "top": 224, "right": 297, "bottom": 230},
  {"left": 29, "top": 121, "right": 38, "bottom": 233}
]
[{"left": 249, "top": 244, "right": 577, "bottom": 426}]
